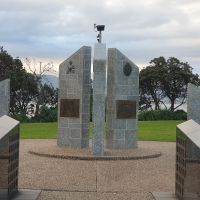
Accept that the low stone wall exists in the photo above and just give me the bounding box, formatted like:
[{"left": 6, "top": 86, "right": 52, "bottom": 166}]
[{"left": 176, "top": 120, "right": 200, "bottom": 199}]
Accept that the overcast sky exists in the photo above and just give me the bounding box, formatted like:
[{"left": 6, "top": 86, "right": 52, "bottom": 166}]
[{"left": 1, "top": 0, "right": 200, "bottom": 75}]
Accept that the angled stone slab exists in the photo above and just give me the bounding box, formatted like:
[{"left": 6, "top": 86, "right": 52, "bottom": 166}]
[
  {"left": 176, "top": 120, "right": 200, "bottom": 200},
  {"left": 92, "top": 43, "right": 106, "bottom": 156},
  {"left": 106, "top": 48, "right": 139, "bottom": 149},
  {"left": 177, "top": 120, "right": 200, "bottom": 149},
  {"left": 0, "top": 79, "right": 10, "bottom": 117},
  {"left": 57, "top": 46, "right": 91, "bottom": 148}
]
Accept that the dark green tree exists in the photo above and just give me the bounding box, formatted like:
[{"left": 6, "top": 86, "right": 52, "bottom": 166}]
[
  {"left": 140, "top": 56, "right": 200, "bottom": 111},
  {"left": 140, "top": 57, "right": 166, "bottom": 110},
  {"left": 0, "top": 47, "right": 38, "bottom": 115},
  {"left": 161, "top": 57, "right": 200, "bottom": 111}
]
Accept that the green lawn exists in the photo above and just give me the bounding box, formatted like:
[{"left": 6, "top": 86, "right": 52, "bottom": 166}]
[
  {"left": 20, "top": 120, "right": 184, "bottom": 142},
  {"left": 20, "top": 122, "right": 57, "bottom": 139},
  {"left": 138, "top": 120, "right": 183, "bottom": 142}
]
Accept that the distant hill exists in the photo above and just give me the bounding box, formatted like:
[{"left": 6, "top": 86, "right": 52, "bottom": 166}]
[{"left": 41, "top": 75, "right": 58, "bottom": 88}]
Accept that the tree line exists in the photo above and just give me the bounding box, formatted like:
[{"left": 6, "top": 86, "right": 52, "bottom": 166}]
[{"left": 1, "top": 47, "right": 199, "bottom": 122}]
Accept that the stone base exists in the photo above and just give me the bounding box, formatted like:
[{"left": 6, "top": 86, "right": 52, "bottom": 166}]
[
  {"left": 152, "top": 192, "right": 200, "bottom": 200},
  {"left": 152, "top": 192, "right": 178, "bottom": 200},
  {"left": 29, "top": 140, "right": 161, "bottom": 161},
  {"left": 12, "top": 189, "right": 41, "bottom": 200}
]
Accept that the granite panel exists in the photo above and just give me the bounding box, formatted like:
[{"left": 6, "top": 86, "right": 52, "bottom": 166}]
[
  {"left": 106, "top": 48, "right": 139, "bottom": 149},
  {"left": 57, "top": 46, "right": 91, "bottom": 148},
  {"left": 92, "top": 43, "right": 106, "bottom": 156},
  {"left": 0, "top": 79, "right": 10, "bottom": 117},
  {"left": 187, "top": 83, "right": 200, "bottom": 159}
]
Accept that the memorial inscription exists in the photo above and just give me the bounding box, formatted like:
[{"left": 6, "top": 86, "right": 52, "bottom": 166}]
[
  {"left": 60, "top": 99, "right": 79, "bottom": 118},
  {"left": 116, "top": 100, "right": 136, "bottom": 119}
]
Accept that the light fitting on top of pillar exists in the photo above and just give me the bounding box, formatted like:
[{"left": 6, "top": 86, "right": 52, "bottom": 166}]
[{"left": 94, "top": 24, "right": 105, "bottom": 43}]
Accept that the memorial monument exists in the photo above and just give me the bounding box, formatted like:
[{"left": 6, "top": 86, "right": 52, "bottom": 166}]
[
  {"left": 176, "top": 120, "right": 200, "bottom": 199},
  {"left": 0, "top": 79, "right": 10, "bottom": 117},
  {"left": 57, "top": 25, "right": 139, "bottom": 155},
  {"left": 57, "top": 46, "right": 91, "bottom": 148}
]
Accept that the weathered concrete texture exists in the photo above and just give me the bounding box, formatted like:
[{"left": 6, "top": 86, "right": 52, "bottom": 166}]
[
  {"left": 92, "top": 43, "right": 106, "bottom": 156},
  {"left": 187, "top": 83, "right": 200, "bottom": 159},
  {"left": 106, "top": 48, "right": 139, "bottom": 149},
  {"left": 57, "top": 46, "right": 91, "bottom": 148},
  {"left": 0, "top": 79, "right": 10, "bottom": 117}
]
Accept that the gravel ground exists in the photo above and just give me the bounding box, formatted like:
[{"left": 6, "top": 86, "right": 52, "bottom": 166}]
[{"left": 18, "top": 140, "right": 176, "bottom": 199}]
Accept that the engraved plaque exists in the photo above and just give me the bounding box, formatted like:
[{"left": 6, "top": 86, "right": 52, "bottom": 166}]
[
  {"left": 60, "top": 99, "right": 80, "bottom": 118},
  {"left": 116, "top": 100, "right": 136, "bottom": 119}
]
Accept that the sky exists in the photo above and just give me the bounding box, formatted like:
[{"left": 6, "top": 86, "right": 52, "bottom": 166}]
[{"left": 1, "top": 0, "right": 200, "bottom": 75}]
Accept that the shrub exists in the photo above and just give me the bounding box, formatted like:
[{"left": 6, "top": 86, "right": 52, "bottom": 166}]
[
  {"left": 31, "top": 106, "right": 58, "bottom": 122},
  {"left": 138, "top": 109, "right": 187, "bottom": 121},
  {"left": 11, "top": 113, "right": 30, "bottom": 123}
]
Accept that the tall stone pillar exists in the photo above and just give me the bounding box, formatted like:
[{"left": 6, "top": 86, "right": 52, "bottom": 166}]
[
  {"left": 106, "top": 48, "right": 139, "bottom": 149},
  {"left": 0, "top": 79, "right": 10, "bottom": 117},
  {"left": 57, "top": 46, "right": 91, "bottom": 148},
  {"left": 92, "top": 43, "right": 106, "bottom": 156}
]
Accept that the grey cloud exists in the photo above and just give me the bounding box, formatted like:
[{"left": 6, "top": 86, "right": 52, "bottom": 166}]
[{"left": 0, "top": 0, "right": 200, "bottom": 73}]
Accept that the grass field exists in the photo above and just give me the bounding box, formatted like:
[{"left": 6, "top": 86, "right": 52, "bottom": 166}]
[{"left": 20, "top": 120, "right": 184, "bottom": 142}]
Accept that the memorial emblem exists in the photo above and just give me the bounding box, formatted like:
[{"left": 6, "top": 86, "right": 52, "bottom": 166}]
[
  {"left": 66, "top": 61, "right": 75, "bottom": 74},
  {"left": 123, "top": 62, "right": 132, "bottom": 76}
]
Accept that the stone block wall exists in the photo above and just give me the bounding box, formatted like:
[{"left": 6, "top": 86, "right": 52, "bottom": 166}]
[
  {"left": 57, "top": 46, "right": 91, "bottom": 148},
  {"left": 0, "top": 115, "right": 20, "bottom": 199},
  {"left": 106, "top": 48, "right": 139, "bottom": 149},
  {"left": 176, "top": 120, "right": 200, "bottom": 199}
]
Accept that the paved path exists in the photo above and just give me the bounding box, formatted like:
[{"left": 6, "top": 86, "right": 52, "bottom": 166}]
[{"left": 18, "top": 140, "right": 176, "bottom": 199}]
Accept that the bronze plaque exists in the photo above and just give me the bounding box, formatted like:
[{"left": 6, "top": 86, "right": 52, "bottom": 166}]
[
  {"left": 60, "top": 99, "right": 80, "bottom": 118},
  {"left": 116, "top": 100, "right": 136, "bottom": 119}
]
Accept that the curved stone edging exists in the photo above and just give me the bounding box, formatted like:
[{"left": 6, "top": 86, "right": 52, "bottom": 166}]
[{"left": 29, "top": 150, "right": 162, "bottom": 161}]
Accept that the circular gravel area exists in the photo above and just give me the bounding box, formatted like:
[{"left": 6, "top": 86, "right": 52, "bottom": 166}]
[{"left": 28, "top": 140, "right": 161, "bottom": 160}]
